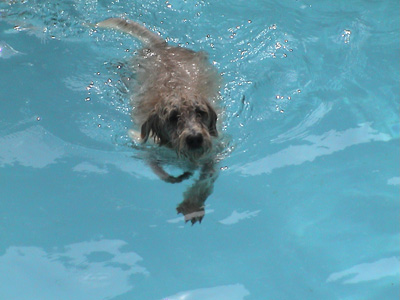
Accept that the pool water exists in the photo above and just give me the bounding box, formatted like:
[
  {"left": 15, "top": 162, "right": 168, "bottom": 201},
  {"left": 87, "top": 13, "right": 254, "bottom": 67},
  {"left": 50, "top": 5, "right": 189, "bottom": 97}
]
[{"left": 0, "top": 0, "right": 399, "bottom": 299}]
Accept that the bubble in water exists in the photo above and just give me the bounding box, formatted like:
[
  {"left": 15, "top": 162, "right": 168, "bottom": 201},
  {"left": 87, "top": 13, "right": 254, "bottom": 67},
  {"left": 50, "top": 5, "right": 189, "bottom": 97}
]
[
  {"left": 85, "top": 97, "right": 91, "bottom": 102},
  {"left": 86, "top": 81, "right": 94, "bottom": 91},
  {"left": 36, "top": 116, "right": 41, "bottom": 121},
  {"left": 342, "top": 29, "right": 351, "bottom": 43},
  {"left": 220, "top": 166, "right": 228, "bottom": 171}
]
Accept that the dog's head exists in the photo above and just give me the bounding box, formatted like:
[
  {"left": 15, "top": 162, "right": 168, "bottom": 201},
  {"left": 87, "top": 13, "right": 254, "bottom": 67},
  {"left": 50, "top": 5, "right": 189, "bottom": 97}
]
[{"left": 140, "top": 98, "right": 218, "bottom": 160}]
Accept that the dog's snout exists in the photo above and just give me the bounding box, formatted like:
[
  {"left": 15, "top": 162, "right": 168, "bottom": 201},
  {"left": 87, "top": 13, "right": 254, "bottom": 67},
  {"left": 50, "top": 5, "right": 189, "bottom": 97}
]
[{"left": 186, "top": 133, "right": 204, "bottom": 149}]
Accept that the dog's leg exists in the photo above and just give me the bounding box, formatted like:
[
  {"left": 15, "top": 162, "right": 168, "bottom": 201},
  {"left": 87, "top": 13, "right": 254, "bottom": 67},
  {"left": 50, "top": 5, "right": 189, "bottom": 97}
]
[
  {"left": 149, "top": 160, "right": 193, "bottom": 184},
  {"left": 128, "top": 130, "right": 192, "bottom": 183},
  {"left": 177, "top": 161, "right": 218, "bottom": 224}
]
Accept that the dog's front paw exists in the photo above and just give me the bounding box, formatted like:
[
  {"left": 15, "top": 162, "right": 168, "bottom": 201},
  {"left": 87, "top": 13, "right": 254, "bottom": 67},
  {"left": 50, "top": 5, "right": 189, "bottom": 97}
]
[
  {"left": 176, "top": 200, "right": 205, "bottom": 224},
  {"left": 165, "top": 171, "right": 193, "bottom": 183}
]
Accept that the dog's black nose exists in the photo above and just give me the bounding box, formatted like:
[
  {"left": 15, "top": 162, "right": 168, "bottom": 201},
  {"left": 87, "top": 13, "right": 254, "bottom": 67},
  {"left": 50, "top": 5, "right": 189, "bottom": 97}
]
[{"left": 186, "top": 133, "right": 203, "bottom": 149}]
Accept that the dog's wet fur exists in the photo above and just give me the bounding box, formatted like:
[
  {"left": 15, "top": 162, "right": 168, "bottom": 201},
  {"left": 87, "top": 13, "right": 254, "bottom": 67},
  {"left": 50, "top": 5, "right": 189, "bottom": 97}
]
[{"left": 96, "top": 18, "right": 222, "bottom": 224}]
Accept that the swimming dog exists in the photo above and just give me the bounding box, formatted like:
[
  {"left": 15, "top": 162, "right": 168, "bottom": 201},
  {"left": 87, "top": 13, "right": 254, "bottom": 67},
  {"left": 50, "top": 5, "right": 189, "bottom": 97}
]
[{"left": 96, "top": 18, "right": 222, "bottom": 224}]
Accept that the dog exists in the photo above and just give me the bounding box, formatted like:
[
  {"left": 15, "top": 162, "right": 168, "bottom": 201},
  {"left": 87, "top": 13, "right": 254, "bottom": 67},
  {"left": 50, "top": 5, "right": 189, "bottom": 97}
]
[{"left": 96, "top": 18, "right": 222, "bottom": 224}]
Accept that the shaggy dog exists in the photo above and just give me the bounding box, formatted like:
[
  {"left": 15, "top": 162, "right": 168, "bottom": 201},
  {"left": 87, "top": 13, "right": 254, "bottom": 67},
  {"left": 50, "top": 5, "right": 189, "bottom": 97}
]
[{"left": 96, "top": 18, "right": 222, "bottom": 224}]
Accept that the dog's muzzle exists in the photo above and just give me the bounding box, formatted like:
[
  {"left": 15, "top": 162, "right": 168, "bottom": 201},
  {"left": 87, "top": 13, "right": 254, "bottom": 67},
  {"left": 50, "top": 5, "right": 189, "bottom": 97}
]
[{"left": 186, "top": 133, "right": 204, "bottom": 150}]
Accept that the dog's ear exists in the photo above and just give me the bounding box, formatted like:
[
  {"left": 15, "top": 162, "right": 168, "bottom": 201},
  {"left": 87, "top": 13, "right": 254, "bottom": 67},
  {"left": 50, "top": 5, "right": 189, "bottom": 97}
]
[
  {"left": 207, "top": 104, "right": 218, "bottom": 137},
  {"left": 141, "top": 113, "right": 160, "bottom": 143},
  {"left": 141, "top": 113, "right": 168, "bottom": 145},
  {"left": 140, "top": 117, "right": 152, "bottom": 143}
]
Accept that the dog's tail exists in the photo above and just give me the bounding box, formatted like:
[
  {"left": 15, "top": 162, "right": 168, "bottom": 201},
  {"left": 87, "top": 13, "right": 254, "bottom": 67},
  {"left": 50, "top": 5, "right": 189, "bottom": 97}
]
[{"left": 96, "top": 18, "right": 166, "bottom": 47}]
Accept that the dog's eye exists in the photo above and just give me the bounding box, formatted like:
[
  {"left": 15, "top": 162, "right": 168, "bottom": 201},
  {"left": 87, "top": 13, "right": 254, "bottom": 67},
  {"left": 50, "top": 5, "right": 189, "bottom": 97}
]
[
  {"left": 196, "top": 109, "right": 207, "bottom": 119},
  {"left": 169, "top": 111, "right": 179, "bottom": 124}
]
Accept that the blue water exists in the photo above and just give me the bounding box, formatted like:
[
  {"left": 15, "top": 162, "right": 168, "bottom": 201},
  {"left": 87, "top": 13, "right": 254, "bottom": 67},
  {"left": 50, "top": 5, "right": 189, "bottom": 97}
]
[{"left": 0, "top": 0, "right": 399, "bottom": 299}]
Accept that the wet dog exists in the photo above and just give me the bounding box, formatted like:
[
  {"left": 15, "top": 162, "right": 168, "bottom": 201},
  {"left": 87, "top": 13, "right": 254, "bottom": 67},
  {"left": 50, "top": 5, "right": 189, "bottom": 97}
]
[{"left": 96, "top": 18, "right": 222, "bottom": 224}]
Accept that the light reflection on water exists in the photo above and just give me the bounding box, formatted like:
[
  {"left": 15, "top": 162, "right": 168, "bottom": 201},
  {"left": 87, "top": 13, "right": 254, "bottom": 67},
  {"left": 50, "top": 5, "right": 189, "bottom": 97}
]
[{"left": 0, "top": 239, "right": 148, "bottom": 300}]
